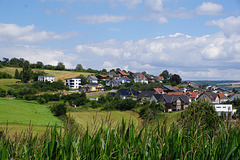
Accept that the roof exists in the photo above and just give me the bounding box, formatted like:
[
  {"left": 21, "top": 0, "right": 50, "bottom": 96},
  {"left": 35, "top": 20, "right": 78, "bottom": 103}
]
[
  {"left": 88, "top": 76, "right": 98, "bottom": 80},
  {"left": 108, "top": 72, "right": 118, "bottom": 77},
  {"left": 168, "top": 92, "right": 183, "bottom": 95},
  {"left": 173, "top": 86, "right": 180, "bottom": 90},
  {"left": 160, "top": 95, "right": 189, "bottom": 104},
  {"left": 217, "top": 93, "right": 228, "bottom": 99},
  {"left": 138, "top": 91, "right": 156, "bottom": 98},
  {"left": 153, "top": 94, "right": 162, "bottom": 101},
  {"left": 97, "top": 74, "right": 109, "bottom": 78},
  {"left": 87, "top": 83, "right": 101, "bottom": 86},
  {"left": 65, "top": 78, "right": 81, "bottom": 80},
  {"left": 154, "top": 88, "right": 164, "bottom": 94},
  {"left": 156, "top": 76, "right": 164, "bottom": 81},
  {"left": 118, "top": 71, "right": 128, "bottom": 76},
  {"left": 200, "top": 92, "right": 219, "bottom": 101},
  {"left": 117, "top": 89, "right": 138, "bottom": 96},
  {"left": 162, "top": 85, "right": 177, "bottom": 91},
  {"left": 184, "top": 92, "right": 199, "bottom": 98}
]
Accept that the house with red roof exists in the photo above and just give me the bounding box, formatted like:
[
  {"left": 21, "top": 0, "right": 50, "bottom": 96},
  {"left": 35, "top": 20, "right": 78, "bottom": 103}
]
[
  {"left": 155, "top": 76, "right": 164, "bottom": 83},
  {"left": 184, "top": 92, "right": 200, "bottom": 102},
  {"left": 117, "top": 71, "right": 128, "bottom": 78},
  {"left": 97, "top": 74, "right": 109, "bottom": 80},
  {"left": 153, "top": 88, "right": 165, "bottom": 94},
  {"left": 168, "top": 92, "right": 183, "bottom": 95},
  {"left": 217, "top": 93, "right": 229, "bottom": 103}
]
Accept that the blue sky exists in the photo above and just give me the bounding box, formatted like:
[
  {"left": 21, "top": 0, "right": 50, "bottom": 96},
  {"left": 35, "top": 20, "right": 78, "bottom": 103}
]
[{"left": 0, "top": 0, "right": 240, "bottom": 80}]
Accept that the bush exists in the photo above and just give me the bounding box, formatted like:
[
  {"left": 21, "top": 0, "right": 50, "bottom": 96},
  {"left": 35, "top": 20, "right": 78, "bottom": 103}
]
[
  {"left": 0, "top": 88, "right": 6, "bottom": 97},
  {"left": 179, "top": 99, "right": 220, "bottom": 131},
  {"left": 50, "top": 103, "right": 67, "bottom": 116},
  {"left": 37, "top": 97, "right": 47, "bottom": 104}
]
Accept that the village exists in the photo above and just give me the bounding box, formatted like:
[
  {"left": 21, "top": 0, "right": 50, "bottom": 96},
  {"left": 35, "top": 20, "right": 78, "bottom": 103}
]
[{"left": 39, "top": 70, "right": 238, "bottom": 116}]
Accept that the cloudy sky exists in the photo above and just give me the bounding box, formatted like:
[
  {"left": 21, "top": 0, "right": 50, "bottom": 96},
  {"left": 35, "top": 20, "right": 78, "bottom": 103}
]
[{"left": 0, "top": 0, "right": 240, "bottom": 80}]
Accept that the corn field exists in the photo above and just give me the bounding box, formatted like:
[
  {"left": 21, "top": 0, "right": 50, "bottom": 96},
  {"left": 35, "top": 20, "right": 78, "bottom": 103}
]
[{"left": 0, "top": 117, "right": 240, "bottom": 159}]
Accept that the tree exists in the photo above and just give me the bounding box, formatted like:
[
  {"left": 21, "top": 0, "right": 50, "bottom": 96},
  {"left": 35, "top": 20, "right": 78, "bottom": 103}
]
[
  {"left": 50, "top": 103, "right": 67, "bottom": 116},
  {"left": 116, "top": 68, "right": 121, "bottom": 72},
  {"left": 170, "top": 74, "right": 182, "bottom": 85},
  {"left": 179, "top": 99, "right": 220, "bottom": 131},
  {"left": 2, "top": 57, "right": 9, "bottom": 66},
  {"left": 14, "top": 69, "right": 20, "bottom": 79},
  {"left": 76, "top": 74, "right": 88, "bottom": 85},
  {"left": 75, "top": 64, "right": 83, "bottom": 71},
  {"left": 32, "top": 71, "right": 46, "bottom": 81},
  {"left": 44, "top": 64, "right": 55, "bottom": 70},
  {"left": 55, "top": 62, "right": 65, "bottom": 70},
  {"left": 160, "top": 70, "right": 170, "bottom": 80},
  {"left": 21, "top": 60, "right": 32, "bottom": 83},
  {"left": 36, "top": 61, "right": 44, "bottom": 69}
]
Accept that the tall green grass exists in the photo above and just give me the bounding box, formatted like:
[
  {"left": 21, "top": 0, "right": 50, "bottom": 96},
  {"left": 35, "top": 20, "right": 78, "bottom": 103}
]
[{"left": 1, "top": 116, "right": 240, "bottom": 159}]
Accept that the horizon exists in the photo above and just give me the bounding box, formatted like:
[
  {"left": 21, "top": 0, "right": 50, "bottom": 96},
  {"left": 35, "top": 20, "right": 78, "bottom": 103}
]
[{"left": 0, "top": 0, "right": 240, "bottom": 80}]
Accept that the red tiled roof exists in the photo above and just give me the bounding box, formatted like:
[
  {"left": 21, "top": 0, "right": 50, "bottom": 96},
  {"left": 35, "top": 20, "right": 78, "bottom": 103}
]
[
  {"left": 168, "top": 92, "right": 183, "bottom": 95},
  {"left": 157, "top": 76, "right": 164, "bottom": 80},
  {"left": 98, "top": 75, "right": 108, "bottom": 78},
  {"left": 118, "top": 71, "right": 128, "bottom": 76},
  {"left": 154, "top": 88, "right": 164, "bottom": 94},
  {"left": 217, "top": 93, "right": 228, "bottom": 99},
  {"left": 184, "top": 92, "right": 199, "bottom": 98},
  {"left": 173, "top": 86, "right": 179, "bottom": 90}
]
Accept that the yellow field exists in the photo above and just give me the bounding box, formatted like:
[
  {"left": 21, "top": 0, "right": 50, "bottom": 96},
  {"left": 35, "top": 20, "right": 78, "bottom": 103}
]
[{"left": 0, "top": 67, "right": 92, "bottom": 81}]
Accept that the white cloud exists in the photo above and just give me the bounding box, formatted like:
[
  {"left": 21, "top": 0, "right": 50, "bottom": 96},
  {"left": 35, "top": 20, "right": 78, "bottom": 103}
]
[
  {"left": 74, "top": 32, "right": 240, "bottom": 80},
  {"left": 145, "top": 0, "right": 163, "bottom": 12},
  {"left": 0, "top": 45, "right": 77, "bottom": 69},
  {"left": 196, "top": 2, "right": 223, "bottom": 15},
  {"left": 76, "top": 14, "right": 127, "bottom": 24},
  {"left": 206, "top": 16, "right": 240, "bottom": 37},
  {"left": 0, "top": 23, "right": 74, "bottom": 43}
]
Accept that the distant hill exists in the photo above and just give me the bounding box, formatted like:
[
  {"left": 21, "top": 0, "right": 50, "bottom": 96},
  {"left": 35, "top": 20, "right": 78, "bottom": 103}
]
[
  {"left": 0, "top": 67, "right": 92, "bottom": 81},
  {"left": 190, "top": 80, "right": 240, "bottom": 90}
]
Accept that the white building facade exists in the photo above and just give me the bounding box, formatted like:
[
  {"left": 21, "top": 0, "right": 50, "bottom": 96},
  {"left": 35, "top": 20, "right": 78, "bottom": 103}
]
[
  {"left": 38, "top": 76, "right": 55, "bottom": 83},
  {"left": 65, "top": 78, "right": 81, "bottom": 89},
  {"left": 213, "top": 104, "right": 237, "bottom": 116}
]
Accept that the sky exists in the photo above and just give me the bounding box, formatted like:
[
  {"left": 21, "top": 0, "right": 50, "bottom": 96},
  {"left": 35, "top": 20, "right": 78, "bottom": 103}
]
[{"left": 0, "top": 0, "right": 240, "bottom": 80}]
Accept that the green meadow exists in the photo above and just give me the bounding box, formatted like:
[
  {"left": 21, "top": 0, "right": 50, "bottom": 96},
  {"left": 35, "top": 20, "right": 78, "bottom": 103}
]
[
  {"left": 0, "top": 98, "right": 62, "bottom": 126},
  {"left": 0, "top": 79, "right": 19, "bottom": 90}
]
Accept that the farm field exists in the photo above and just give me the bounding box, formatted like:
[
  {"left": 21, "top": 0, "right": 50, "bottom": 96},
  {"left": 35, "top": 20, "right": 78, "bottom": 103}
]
[
  {"left": 69, "top": 110, "right": 142, "bottom": 131},
  {"left": 0, "top": 98, "right": 62, "bottom": 126},
  {"left": 0, "top": 66, "right": 92, "bottom": 81},
  {"left": 0, "top": 79, "right": 19, "bottom": 90}
]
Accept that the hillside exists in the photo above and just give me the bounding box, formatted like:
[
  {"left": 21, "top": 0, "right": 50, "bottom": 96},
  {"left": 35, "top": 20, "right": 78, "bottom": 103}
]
[
  {"left": 0, "top": 66, "right": 92, "bottom": 81},
  {"left": 0, "top": 98, "right": 62, "bottom": 126}
]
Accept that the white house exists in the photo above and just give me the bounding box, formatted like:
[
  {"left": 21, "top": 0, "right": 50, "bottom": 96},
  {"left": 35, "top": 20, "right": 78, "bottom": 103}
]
[
  {"left": 87, "top": 76, "right": 98, "bottom": 83},
  {"left": 38, "top": 76, "right": 55, "bottom": 83},
  {"left": 65, "top": 78, "right": 81, "bottom": 89},
  {"left": 134, "top": 74, "right": 148, "bottom": 84},
  {"left": 213, "top": 104, "right": 237, "bottom": 116}
]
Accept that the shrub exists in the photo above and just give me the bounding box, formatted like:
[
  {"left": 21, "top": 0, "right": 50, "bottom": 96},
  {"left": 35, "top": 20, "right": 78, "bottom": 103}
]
[
  {"left": 50, "top": 103, "right": 67, "bottom": 116},
  {"left": 179, "top": 99, "right": 220, "bottom": 131},
  {"left": 0, "top": 88, "right": 6, "bottom": 97},
  {"left": 37, "top": 97, "right": 47, "bottom": 104}
]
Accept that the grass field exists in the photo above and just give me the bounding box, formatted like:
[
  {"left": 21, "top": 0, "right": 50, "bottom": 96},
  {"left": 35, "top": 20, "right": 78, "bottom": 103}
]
[
  {"left": 70, "top": 110, "right": 142, "bottom": 131},
  {"left": 0, "top": 67, "right": 92, "bottom": 81},
  {"left": 0, "top": 98, "right": 62, "bottom": 126},
  {"left": 0, "top": 79, "right": 19, "bottom": 90}
]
